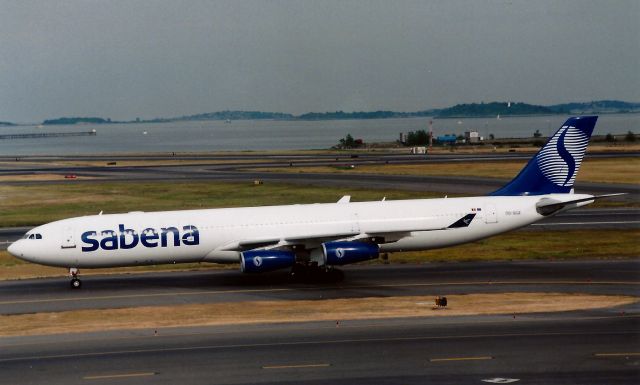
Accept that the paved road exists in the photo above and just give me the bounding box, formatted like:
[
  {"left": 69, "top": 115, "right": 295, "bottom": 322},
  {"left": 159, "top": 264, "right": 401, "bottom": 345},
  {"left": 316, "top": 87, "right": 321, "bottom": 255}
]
[
  {"left": 0, "top": 308, "right": 638, "bottom": 384},
  {"left": 1, "top": 260, "right": 637, "bottom": 315}
]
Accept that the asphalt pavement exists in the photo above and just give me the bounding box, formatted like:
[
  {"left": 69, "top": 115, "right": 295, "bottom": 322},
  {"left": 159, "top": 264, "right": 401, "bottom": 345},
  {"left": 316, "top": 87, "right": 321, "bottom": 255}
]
[
  {"left": 1, "top": 260, "right": 637, "bottom": 314},
  {"left": 1, "top": 306, "right": 638, "bottom": 384}
]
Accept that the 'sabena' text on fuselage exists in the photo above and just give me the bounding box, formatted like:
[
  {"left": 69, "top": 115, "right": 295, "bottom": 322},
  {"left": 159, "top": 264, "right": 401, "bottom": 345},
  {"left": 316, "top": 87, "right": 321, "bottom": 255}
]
[{"left": 81, "top": 224, "right": 199, "bottom": 252}]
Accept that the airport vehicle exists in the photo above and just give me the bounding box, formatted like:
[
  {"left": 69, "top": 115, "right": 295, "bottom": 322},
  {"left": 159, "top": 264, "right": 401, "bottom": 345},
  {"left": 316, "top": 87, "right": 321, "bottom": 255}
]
[{"left": 8, "top": 116, "right": 617, "bottom": 288}]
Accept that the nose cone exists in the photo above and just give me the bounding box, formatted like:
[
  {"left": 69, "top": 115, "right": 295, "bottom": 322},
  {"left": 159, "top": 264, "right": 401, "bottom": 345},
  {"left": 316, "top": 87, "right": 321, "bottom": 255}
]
[{"left": 7, "top": 240, "right": 22, "bottom": 258}]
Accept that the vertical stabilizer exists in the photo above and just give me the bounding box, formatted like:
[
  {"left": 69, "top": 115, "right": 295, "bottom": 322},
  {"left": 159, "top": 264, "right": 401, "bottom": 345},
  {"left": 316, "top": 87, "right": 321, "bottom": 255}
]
[{"left": 491, "top": 116, "right": 597, "bottom": 196}]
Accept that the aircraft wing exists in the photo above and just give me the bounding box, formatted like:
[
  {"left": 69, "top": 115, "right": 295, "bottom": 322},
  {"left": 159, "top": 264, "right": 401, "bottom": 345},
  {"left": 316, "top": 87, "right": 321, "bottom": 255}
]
[
  {"left": 219, "top": 231, "right": 361, "bottom": 251},
  {"left": 219, "top": 213, "right": 476, "bottom": 251}
]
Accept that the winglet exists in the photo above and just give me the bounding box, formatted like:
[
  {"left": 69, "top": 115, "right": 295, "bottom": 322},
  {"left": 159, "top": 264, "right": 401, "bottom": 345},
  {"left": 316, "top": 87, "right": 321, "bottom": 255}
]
[{"left": 337, "top": 195, "right": 351, "bottom": 204}]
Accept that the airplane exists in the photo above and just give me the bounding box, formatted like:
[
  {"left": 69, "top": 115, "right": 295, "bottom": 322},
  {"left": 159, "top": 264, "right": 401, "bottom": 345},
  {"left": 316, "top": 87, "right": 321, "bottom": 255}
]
[{"left": 8, "top": 116, "right": 619, "bottom": 289}]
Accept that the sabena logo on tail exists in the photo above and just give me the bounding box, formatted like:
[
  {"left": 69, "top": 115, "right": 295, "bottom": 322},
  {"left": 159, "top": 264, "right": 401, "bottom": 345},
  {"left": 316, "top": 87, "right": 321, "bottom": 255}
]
[
  {"left": 536, "top": 124, "right": 589, "bottom": 187},
  {"left": 490, "top": 116, "right": 598, "bottom": 196}
]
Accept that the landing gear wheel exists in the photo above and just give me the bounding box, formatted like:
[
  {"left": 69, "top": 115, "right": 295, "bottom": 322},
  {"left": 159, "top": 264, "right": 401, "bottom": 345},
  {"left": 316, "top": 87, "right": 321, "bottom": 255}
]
[
  {"left": 70, "top": 277, "right": 82, "bottom": 289},
  {"left": 69, "top": 267, "right": 81, "bottom": 289},
  {"left": 289, "top": 264, "right": 344, "bottom": 283},
  {"left": 325, "top": 267, "right": 344, "bottom": 282}
]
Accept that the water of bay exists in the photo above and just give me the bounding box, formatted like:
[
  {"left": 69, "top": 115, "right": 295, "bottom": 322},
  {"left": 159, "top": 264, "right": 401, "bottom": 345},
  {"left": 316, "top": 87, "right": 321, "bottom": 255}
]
[{"left": 0, "top": 114, "right": 637, "bottom": 156}]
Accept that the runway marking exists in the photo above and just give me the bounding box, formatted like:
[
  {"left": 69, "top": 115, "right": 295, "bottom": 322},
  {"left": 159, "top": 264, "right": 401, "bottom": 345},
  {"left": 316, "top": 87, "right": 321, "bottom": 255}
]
[
  {"left": 83, "top": 372, "right": 155, "bottom": 380},
  {"left": 594, "top": 352, "right": 640, "bottom": 357},
  {"left": 429, "top": 356, "right": 492, "bottom": 362},
  {"left": 262, "top": 363, "right": 330, "bottom": 369},
  {"left": 532, "top": 221, "right": 640, "bottom": 226},
  {"left": 0, "top": 330, "right": 637, "bottom": 363},
  {"left": 1, "top": 280, "right": 638, "bottom": 306}
]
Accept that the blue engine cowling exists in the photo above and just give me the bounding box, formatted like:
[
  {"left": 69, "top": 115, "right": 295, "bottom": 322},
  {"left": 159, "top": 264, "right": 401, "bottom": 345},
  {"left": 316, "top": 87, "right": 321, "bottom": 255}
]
[
  {"left": 240, "top": 250, "right": 296, "bottom": 273},
  {"left": 322, "top": 241, "right": 379, "bottom": 266}
]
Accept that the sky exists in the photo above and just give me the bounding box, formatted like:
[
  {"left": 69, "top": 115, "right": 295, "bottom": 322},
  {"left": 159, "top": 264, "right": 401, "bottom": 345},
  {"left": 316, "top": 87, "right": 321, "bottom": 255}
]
[{"left": 1, "top": 0, "right": 638, "bottom": 122}]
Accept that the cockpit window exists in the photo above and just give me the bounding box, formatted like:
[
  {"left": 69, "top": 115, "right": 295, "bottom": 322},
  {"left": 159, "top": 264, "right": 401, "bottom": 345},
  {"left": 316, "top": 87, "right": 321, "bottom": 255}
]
[
  {"left": 24, "top": 233, "right": 42, "bottom": 240},
  {"left": 35, "top": 234, "right": 42, "bottom": 239}
]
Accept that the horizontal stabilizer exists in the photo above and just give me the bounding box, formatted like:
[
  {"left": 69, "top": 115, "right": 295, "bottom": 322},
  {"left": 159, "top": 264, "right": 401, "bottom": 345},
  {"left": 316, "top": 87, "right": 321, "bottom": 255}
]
[{"left": 536, "top": 193, "right": 626, "bottom": 216}]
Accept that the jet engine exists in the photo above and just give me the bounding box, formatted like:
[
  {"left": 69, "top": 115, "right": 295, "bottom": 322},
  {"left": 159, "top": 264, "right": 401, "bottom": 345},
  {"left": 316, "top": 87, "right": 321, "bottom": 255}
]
[
  {"left": 322, "top": 241, "right": 379, "bottom": 266},
  {"left": 240, "top": 250, "right": 296, "bottom": 273}
]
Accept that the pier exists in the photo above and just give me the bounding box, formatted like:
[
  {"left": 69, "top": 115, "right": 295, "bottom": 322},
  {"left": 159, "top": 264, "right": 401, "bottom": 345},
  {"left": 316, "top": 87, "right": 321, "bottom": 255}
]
[{"left": 0, "top": 131, "right": 97, "bottom": 140}]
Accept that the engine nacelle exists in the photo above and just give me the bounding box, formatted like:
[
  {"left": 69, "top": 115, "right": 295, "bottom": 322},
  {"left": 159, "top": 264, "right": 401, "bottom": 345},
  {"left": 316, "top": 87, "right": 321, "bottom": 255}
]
[
  {"left": 240, "top": 250, "right": 295, "bottom": 273},
  {"left": 322, "top": 241, "right": 379, "bottom": 266}
]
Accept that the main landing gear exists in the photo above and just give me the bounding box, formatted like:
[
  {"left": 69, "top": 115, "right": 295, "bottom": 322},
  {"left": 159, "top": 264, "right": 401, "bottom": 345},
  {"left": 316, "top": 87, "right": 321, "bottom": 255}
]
[
  {"left": 289, "top": 263, "right": 344, "bottom": 283},
  {"left": 69, "top": 268, "right": 81, "bottom": 289}
]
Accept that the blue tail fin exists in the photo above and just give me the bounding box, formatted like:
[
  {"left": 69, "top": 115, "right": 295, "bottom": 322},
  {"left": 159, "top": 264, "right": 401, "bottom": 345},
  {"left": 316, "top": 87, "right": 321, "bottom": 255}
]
[{"left": 490, "top": 116, "right": 598, "bottom": 196}]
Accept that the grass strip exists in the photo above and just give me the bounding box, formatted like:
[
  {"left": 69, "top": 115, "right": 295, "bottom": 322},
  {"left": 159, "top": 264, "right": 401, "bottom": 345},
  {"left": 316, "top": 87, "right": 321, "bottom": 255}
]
[
  {"left": 0, "top": 181, "right": 438, "bottom": 227},
  {"left": 1, "top": 293, "right": 635, "bottom": 337},
  {"left": 251, "top": 157, "right": 640, "bottom": 185}
]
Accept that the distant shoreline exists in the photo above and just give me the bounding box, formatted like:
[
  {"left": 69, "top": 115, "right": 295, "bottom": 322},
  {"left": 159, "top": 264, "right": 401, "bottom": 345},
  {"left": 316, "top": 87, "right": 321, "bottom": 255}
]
[
  {"left": 6, "top": 110, "right": 639, "bottom": 127},
  {"left": 5, "top": 100, "right": 639, "bottom": 126}
]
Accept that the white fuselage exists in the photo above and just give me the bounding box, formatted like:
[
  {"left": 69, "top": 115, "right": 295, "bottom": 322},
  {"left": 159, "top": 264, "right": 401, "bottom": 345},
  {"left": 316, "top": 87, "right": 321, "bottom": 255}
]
[{"left": 8, "top": 193, "right": 592, "bottom": 269}]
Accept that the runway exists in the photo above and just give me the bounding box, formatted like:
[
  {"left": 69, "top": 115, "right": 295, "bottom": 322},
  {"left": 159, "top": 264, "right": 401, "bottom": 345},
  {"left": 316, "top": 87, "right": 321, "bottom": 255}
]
[
  {"left": 1, "top": 302, "right": 638, "bottom": 384},
  {"left": 1, "top": 255, "right": 638, "bottom": 385},
  {"left": 1, "top": 260, "right": 637, "bottom": 315}
]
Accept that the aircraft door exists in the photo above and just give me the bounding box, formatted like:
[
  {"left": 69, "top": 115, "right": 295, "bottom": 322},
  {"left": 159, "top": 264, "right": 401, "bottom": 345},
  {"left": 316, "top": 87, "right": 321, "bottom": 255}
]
[
  {"left": 351, "top": 211, "right": 361, "bottom": 233},
  {"left": 484, "top": 204, "right": 498, "bottom": 224},
  {"left": 61, "top": 226, "right": 77, "bottom": 249}
]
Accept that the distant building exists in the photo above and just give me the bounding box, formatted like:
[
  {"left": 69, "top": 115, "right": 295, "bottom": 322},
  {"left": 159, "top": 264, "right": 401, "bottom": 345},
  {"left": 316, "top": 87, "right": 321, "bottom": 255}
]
[
  {"left": 436, "top": 135, "right": 457, "bottom": 144},
  {"left": 464, "top": 131, "right": 481, "bottom": 143},
  {"left": 410, "top": 146, "right": 427, "bottom": 154}
]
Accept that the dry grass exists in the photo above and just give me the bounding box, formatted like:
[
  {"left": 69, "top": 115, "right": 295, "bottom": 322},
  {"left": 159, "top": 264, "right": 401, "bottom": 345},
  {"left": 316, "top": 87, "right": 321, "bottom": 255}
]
[
  {"left": 0, "top": 181, "right": 437, "bottom": 227},
  {"left": 390, "top": 229, "right": 640, "bottom": 262},
  {"left": 255, "top": 157, "right": 640, "bottom": 185},
  {"left": 1, "top": 293, "right": 635, "bottom": 337}
]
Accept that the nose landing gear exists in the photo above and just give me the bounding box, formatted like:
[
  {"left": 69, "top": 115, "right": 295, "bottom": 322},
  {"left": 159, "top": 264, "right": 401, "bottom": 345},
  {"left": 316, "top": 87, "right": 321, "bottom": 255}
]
[{"left": 69, "top": 268, "right": 81, "bottom": 289}]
